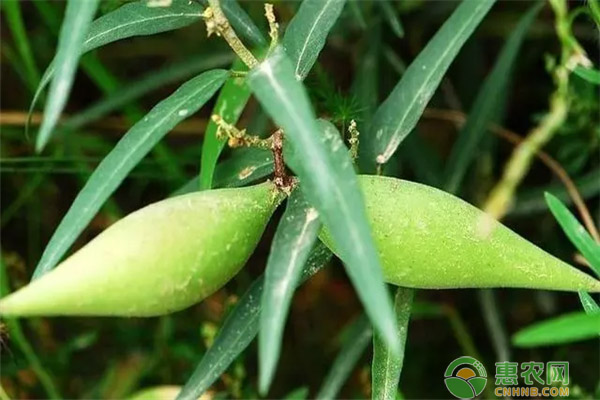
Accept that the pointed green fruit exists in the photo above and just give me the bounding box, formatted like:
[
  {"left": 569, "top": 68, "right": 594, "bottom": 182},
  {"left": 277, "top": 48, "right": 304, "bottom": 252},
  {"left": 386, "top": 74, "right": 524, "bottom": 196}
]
[
  {"left": 0, "top": 182, "right": 284, "bottom": 317},
  {"left": 320, "top": 176, "right": 600, "bottom": 292}
]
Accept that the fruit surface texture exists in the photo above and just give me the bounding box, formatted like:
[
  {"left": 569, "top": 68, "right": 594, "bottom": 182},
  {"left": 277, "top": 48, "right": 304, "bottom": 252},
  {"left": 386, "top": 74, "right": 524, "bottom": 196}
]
[
  {"left": 0, "top": 182, "right": 283, "bottom": 317},
  {"left": 321, "top": 175, "right": 600, "bottom": 292}
]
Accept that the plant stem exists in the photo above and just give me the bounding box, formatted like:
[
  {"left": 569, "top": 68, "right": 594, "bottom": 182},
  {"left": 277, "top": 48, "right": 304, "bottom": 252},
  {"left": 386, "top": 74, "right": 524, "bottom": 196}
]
[
  {"left": 205, "top": 0, "right": 258, "bottom": 69},
  {"left": 482, "top": 0, "right": 587, "bottom": 222}
]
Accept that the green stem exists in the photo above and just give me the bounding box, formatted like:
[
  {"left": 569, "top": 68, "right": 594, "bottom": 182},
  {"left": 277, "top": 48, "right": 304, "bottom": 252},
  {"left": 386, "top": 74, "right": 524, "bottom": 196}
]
[
  {"left": 483, "top": 0, "right": 582, "bottom": 220},
  {"left": 206, "top": 0, "right": 258, "bottom": 68}
]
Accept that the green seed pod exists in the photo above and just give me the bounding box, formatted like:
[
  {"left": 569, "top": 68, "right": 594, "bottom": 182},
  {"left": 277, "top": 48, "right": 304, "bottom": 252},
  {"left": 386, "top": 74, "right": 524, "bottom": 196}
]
[
  {"left": 0, "top": 182, "right": 284, "bottom": 317},
  {"left": 320, "top": 175, "right": 600, "bottom": 292}
]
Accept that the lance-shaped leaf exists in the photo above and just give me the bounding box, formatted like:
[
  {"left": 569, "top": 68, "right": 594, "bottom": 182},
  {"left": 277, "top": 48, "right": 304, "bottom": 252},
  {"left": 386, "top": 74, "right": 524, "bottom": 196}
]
[
  {"left": 176, "top": 243, "right": 332, "bottom": 400},
  {"left": 36, "top": 0, "right": 100, "bottom": 152},
  {"left": 578, "top": 291, "right": 600, "bottom": 314},
  {"left": 248, "top": 47, "right": 400, "bottom": 354},
  {"left": 573, "top": 65, "right": 600, "bottom": 85},
  {"left": 444, "top": 3, "right": 541, "bottom": 193},
  {"left": 378, "top": 0, "right": 404, "bottom": 38},
  {"left": 545, "top": 192, "right": 600, "bottom": 275},
  {"left": 372, "top": 287, "right": 414, "bottom": 400},
  {"left": 222, "top": 0, "right": 266, "bottom": 47},
  {"left": 29, "top": 0, "right": 205, "bottom": 138},
  {"left": 172, "top": 148, "right": 274, "bottom": 197},
  {"left": 32, "top": 70, "right": 228, "bottom": 280},
  {"left": 283, "top": 0, "right": 347, "bottom": 81},
  {"left": 316, "top": 315, "right": 372, "bottom": 400},
  {"left": 62, "top": 52, "right": 233, "bottom": 132},
  {"left": 513, "top": 311, "right": 600, "bottom": 347},
  {"left": 199, "top": 58, "right": 252, "bottom": 190},
  {"left": 361, "top": 0, "right": 496, "bottom": 171},
  {"left": 259, "top": 189, "right": 321, "bottom": 394}
]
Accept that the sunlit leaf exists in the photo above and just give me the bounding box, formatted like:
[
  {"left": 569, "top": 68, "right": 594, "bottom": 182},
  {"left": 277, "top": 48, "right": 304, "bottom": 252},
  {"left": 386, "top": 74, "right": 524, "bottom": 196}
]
[
  {"left": 513, "top": 311, "right": 600, "bottom": 347},
  {"left": 545, "top": 192, "right": 600, "bottom": 275},
  {"left": 578, "top": 291, "right": 600, "bottom": 314},
  {"left": 573, "top": 65, "right": 600, "bottom": 85},
  {"left": 283, "top": 0, "right": 347, "bottom": 81},
  {"left": 199, "top": 58, "right": 251, "bottom": 190}
]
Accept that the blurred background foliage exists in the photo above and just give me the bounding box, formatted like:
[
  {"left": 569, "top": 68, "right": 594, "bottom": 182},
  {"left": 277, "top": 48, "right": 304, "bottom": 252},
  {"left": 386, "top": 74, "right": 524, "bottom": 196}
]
[{"left": 1, "top": 0, "right": 599, "bottom": 398}]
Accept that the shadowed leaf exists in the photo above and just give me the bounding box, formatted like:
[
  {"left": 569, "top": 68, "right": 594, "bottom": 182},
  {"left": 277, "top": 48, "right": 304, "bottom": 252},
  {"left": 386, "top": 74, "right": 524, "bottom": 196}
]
[
  {"left": 259, "top": 189, "right": 321, "bottom": 394},
  {"left": 316, "top": 315, "right": 372, "bottom": 400},
  {"left": 176, "top": 244, "right": 332, "bottom": 400},
  {"left": 444, "top": 3, "right": 541, "bottom": 193},
  {"left": 372, "top": 287, "right": 414, "bottom": 400},
  {"left": 35, "top": 0, "right": 100, "bottom": 151},
  {"left": 361, "top": 0, "right": 495, "bottom": 171}
]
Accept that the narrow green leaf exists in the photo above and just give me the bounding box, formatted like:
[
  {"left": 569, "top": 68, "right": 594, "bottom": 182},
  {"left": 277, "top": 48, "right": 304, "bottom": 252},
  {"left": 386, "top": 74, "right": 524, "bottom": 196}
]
[
  {"left": 378, "top": 0, "right": 404, "bottom": 38},
  {"left": 259, "top": 190, "right": 322, "bottom": 394},
  {"left": 199, "top": 58, "right": 251, "bottom": 190},
  {"left": 32, "top": 70, "right": 228, "bottom": 280},
  {"left": 444, "top": 3, "right": 541, "bottom": 193},
  {"left": 248, "top": 47, "right": 400, "bottom": 354},
  {"left": 401, "top": 133, "right": 443, "bottom": 187},
  {"left": 578, "top": 291, "right": 600, "bottom": 314},
  {"left": 573, "top": 65, "right": 600, "bottom": 85},
  {"left": 513, "top": 311, "right": 600, "bottom": 347},
  {"left": 221, "top": 0, "right": 266, "bottom": 47},
  {"left": 351, "top": 25, "right": 381, "bottom": 126},
  {"left": 545, "top": 192, "right": 600, "bottom": 275},
  {"left": 176, "top": 243, "right": 332, "bottom": 400},
  {"left": 172, "top": 148, "right": 274, "bottom": 196},
  {"left": 283, "top": 387, "right": 309, "bottom": 400},
  {"left": 372, "top": 287, "right": 414, "bottom": 400},
  {"left": 29, "top": 0, "right": 205, "bottom": 135},
  {"left": 2, "top": 0, "right": 40, "bottom": 90},
  {"left": 283, "top": 0, "right": 347, "bottom": 81},
  {"left": 62, "top": 52, "right": 233, "bottom": 132},
  {"left": 36, "top": 0, "right": 100, "bottom": 152},
  {"left": 361, "top": 0, "right": 496, "bottom": 170},
  {"left": 316, "top": 315, "right": 372, "bottom": 400},
  {"left": 213, "top": 148, "right": 274, "bottom": 188}
]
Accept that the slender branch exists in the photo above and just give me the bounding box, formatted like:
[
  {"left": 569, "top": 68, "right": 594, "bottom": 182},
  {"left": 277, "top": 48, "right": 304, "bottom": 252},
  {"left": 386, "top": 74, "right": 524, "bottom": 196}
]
[
  {"left": 204, "top": 0, "right": 258, "bottom": 68},
  {"left": 481, "top": 0, "right": 589, "bottom": 223},
  {"left": 422, "top": 108, "right": 599, "bottom": 242},
  {"left": 348, "top": 119, "right": 360, "bottom": 161},
  {"left": 265, "top": 3, "right": 279, "bottom": 54}
]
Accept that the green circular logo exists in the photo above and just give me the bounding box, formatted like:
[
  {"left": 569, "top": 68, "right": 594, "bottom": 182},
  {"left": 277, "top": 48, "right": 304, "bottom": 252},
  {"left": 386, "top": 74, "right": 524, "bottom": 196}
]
[{"left": 444, "top": 356, "right": 487, "bottom": 399}]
